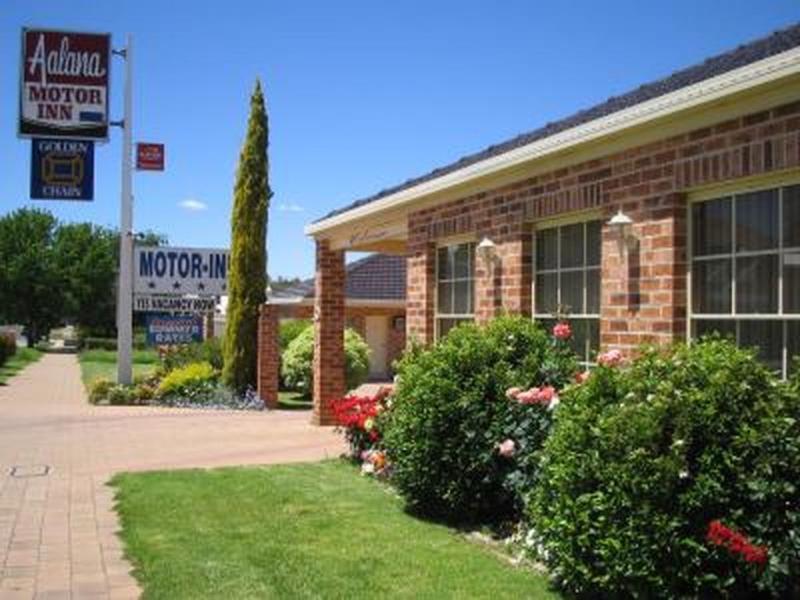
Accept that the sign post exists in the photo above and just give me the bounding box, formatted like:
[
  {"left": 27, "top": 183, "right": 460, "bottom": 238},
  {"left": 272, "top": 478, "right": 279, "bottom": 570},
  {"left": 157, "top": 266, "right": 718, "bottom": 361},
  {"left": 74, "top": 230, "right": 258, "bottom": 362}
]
[{"left": 116, "top": 34, "right": 134, "bottom": 385}]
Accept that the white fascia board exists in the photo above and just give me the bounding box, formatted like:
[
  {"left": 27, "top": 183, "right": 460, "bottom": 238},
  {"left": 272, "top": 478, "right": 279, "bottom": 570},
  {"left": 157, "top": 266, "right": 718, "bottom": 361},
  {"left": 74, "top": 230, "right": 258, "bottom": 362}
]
[{"left": 306, "top": 47, "right": 800, "bottom": 236}]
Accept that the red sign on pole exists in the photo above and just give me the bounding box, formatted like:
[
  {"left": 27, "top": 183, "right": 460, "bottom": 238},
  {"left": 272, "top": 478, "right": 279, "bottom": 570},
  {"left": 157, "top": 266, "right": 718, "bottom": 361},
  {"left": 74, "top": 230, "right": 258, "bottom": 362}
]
[
  {"left": 136, "top": 143, "right": 164, "bottom": 171},
  {"left": 19, "top": 28, "right": 111, "bottom": 141}
]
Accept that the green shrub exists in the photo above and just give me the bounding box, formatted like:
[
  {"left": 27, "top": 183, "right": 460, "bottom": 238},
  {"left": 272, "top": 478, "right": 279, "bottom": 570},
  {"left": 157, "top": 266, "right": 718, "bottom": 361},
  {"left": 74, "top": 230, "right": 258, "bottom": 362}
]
[
  {"left": 529, "top": 339, "right": 800, "bottom": 598},
  {"left": 281, "top": 327, "right": 370, "bottom": 396},
  {"left": 382, "top": 316, "right": 579, "bottom": 523},
  {"left": 88, "top": 378, "right": 114, "bottom": 404},
  {"left": 156, "top": 361, "right": 218, "bottom": 400},
  {"left": 158, "top": 338, "right": 223, "bottom": 375},
  {"left": 107, "top": 384, "right": 137, "bottom": 406},
  {"left": 279, "top": 319, "right": 311, "bottom": 351}
]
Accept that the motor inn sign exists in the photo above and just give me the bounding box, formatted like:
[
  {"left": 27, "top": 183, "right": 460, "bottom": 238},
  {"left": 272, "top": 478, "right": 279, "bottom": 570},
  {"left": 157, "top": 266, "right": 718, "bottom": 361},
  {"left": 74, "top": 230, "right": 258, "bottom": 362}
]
[
  {"left": 134, "top": 247, "right": 230, "bottom": 296},
  {"left": 19, "top": 28, "right": 110, "bottom": 140}
]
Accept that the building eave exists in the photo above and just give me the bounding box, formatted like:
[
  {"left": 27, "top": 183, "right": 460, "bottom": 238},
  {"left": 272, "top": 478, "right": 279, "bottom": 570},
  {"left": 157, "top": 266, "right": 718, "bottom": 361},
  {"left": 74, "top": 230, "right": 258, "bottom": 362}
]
[{"left": 306, "top": 46, "right": 800, "bottom": 237}]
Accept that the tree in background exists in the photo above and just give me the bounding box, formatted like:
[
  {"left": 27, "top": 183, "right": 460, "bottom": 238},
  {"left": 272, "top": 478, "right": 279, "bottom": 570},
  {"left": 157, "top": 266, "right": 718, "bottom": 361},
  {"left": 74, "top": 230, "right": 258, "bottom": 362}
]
[
  {"left": 53, "top": 223, "right": 118, "bottom": 335},
  {"left": 0, "top": 208, "right": 62, "bottom": 344},
  {"left": 223, "top": 80, "right": 271, "bottom": 392}
]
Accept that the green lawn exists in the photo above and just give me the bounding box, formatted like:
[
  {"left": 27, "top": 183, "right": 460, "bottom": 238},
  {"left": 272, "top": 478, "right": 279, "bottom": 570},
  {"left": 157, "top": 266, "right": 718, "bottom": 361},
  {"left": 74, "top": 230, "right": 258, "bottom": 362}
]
[
  {"left": 278, "top": 389, "right": 312, "bottom": 410},
  {"left": 0, "top": 348, "right": 43, "bottom": 385},
  {"left": 78, "top": 348, "right": 159, "bottom": 387},
  {"left": 111, "top": 461, "right": 557, "bottom": 599}
]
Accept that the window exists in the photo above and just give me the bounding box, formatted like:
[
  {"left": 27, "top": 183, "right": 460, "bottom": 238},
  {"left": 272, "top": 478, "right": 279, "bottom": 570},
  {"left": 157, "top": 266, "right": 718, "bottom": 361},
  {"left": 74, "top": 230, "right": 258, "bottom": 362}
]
[
  {"left": 691, "top": 183, "right": 800, "bottom": 377},
  {"left": 534, "top": 220, "right": 602, "bottom": 364},
  {"left": 436, "top": 241, "right": 476, "bottom": 338}
]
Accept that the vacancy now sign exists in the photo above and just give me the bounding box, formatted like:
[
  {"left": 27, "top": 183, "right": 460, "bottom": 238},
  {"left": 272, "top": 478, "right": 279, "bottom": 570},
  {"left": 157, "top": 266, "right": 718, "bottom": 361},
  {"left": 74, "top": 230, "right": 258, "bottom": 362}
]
[
  {"left": 19, "top": 28, "right": 111, "bottom": 140},
  {"left": 136, "top": 143, "right": 165, "bottom": 171}
]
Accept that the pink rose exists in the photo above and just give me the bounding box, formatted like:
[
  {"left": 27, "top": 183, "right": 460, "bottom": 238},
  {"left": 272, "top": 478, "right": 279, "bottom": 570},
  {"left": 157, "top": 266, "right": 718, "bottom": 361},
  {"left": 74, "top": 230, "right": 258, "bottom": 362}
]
[
  {"left": 598, "top": 349, "right": 624, "bottom": 367},
  {"left": 497, "top": 439, "right": 516, "bottom": 458},
  {"left": 552, "top": 322, "right": 572, "bottom": 341},
  {"left": 517, "top": 388, "right": 538, "bottom": 405},
  {"left": 505, "top": 387, "right": 522, "bottom": 401},
  {"left": 575, "top": 371, "right": 590, "bottom": 384},
  {"left": 534, "top": 386, "right": 556, "bottom": 403}
]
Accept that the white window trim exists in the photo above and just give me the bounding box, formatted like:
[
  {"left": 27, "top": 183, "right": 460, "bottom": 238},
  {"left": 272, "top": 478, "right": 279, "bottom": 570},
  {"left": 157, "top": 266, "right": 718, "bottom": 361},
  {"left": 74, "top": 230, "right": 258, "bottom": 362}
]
[
  {"left": 434, "top": 239, "right": 476, "bottom": 340},
  {"left": 687, "top": 180, "right": 800, "bottom": 378}
]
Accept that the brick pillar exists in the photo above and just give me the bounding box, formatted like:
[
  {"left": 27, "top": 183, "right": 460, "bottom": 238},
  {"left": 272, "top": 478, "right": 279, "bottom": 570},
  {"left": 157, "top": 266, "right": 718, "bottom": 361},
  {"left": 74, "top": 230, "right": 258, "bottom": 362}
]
[
  {"left": 257, "top": 304, "right": 279, "bottom": 409},
  {"left": 312, "top": 240, "right": 345, "bottom": 425},
  {"left": 600, "top": 192, "right": 687, "bottom": 353},
  {"left": 406, "top": 243, "right": 436, "bottom": 344}
]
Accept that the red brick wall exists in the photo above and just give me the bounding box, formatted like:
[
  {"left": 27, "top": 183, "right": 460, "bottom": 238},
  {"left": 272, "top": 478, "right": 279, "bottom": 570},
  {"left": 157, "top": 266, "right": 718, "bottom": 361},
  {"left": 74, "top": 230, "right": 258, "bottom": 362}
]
[
  {"left": 313, "top": 240, "right": 346, "bottom": 425},
  {"left": 406, "top": 100, "right": 800, "bottom": 351},
  {"left": 256, "top": 304, "right": 279, "bottom": 409}
]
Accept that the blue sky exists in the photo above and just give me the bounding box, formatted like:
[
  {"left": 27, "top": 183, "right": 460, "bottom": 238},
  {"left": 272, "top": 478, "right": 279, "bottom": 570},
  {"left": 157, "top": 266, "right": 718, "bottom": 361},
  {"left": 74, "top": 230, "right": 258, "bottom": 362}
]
[{"left": 3, "top": 1, "right": 800, "bottom": 278}]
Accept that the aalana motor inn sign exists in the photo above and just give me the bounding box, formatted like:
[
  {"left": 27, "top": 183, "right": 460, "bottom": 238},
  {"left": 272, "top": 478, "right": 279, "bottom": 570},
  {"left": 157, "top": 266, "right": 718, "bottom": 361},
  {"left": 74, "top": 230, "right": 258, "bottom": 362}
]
[{"left": 19, "top": 28, "right": 111, "bottom": 140}]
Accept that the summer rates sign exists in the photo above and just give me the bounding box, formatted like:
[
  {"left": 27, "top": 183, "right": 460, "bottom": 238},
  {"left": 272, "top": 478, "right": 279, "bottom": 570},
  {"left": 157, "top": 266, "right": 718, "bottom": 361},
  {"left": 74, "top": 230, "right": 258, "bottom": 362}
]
[{"left": 19, "top": 29, "right": 110, "bottom": 140}]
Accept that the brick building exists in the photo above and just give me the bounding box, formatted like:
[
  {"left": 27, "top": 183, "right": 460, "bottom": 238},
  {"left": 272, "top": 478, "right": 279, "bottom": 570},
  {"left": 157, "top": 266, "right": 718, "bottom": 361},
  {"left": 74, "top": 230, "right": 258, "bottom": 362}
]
[
  {"left": 257, "top": 254, "right": 405, "bottom": 419},
  {"left": 294, "top": 24, "right": 800, "bottom": 424}
]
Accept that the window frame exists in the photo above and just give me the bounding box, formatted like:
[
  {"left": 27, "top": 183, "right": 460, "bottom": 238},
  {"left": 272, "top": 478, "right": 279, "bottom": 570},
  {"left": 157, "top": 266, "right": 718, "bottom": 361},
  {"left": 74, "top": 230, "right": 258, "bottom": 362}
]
[
  {"left": 687, "top": 179, "right": 800, "bottom": 378},
  {"left": 532, "top": 215, "right": 603, "bottom": 365},
  {"left": 434, "top": 238, "right": 476, "bottom": 340}
]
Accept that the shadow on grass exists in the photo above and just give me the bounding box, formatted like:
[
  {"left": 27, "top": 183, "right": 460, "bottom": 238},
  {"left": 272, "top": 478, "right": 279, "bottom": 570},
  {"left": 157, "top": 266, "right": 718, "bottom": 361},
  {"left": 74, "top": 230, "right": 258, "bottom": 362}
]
[{"left": 277, "top": 390, "right": 312, "bottom": 411}]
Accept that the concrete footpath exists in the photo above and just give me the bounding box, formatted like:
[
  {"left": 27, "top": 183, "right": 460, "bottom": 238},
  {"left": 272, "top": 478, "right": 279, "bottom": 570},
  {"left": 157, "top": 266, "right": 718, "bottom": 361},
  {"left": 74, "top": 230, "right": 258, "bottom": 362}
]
[{"left": 0, "top": 354, "right": 345, "bottom": 599}]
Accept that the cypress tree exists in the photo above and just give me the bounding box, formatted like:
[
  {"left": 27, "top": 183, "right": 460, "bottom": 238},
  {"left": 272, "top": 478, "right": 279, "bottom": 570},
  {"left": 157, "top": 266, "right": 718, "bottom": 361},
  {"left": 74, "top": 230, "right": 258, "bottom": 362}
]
[{"left": 223, "top": 80, "right": 271, "bottom": 392}]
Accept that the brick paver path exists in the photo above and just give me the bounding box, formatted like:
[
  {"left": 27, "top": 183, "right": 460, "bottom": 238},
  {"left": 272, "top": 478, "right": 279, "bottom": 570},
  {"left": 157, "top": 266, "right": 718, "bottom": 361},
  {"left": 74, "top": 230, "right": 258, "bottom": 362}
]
[{"left": 0, "top": 354, "right": 345, "bottom": 599}]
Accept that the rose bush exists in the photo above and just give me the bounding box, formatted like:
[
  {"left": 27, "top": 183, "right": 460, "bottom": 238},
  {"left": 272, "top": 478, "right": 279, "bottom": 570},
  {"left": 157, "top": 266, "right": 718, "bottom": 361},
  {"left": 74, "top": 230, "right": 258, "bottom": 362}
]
[
  {"left": 381, "top": 316, "right": 578, "bottom": 524},
  {"left": 529, "top": 339, "right": 800, "bottom": 598}
]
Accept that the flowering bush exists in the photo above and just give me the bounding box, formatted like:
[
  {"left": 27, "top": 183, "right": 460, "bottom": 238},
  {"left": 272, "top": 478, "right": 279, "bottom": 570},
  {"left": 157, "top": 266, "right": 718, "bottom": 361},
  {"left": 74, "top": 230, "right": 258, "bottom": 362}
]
[
  {"left": 529, "top": 339, "right": 800, "bottom": 598},
  {"left": 331, "top": 387, "right": 392, "bottom": 457},
  {"left": 382, "top": 316, "right": 578, "bottom": 523}
]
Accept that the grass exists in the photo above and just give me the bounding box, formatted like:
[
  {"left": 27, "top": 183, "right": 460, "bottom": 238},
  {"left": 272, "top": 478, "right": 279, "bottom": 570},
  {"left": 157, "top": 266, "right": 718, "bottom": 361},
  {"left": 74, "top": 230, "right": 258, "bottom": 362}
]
[
  {"left": 278, "top": 389, "right": 312, "bottom": 410},
  {"left": 111, "top": 461, "right": 557, "bottom": 599},
  {"left": 0, "top": 348, "right": 43, "bottom": 385},
  {"left": 78, "top": 348, "right": 159, "bottom": 387}
]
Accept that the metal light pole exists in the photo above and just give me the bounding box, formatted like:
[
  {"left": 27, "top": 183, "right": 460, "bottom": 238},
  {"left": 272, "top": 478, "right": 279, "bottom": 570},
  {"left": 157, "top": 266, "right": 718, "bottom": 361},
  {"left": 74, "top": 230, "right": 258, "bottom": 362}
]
[{"left": 116, "top": 34, "right": 134, "bottom": 384}]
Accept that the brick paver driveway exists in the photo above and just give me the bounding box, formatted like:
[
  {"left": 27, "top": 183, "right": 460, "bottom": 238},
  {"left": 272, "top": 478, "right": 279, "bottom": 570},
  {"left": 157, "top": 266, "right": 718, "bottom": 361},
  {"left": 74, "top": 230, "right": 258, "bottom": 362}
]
[{"left": 0, "top": 354, "right": 345, "bottom": 599}]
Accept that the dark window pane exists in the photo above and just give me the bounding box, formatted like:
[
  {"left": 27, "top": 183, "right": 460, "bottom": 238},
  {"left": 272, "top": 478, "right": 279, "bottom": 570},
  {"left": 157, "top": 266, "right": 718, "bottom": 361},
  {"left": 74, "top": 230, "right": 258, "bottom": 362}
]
[
  {"left": 693, "top": 197, "right": 731, "bottom": 256},
  {"left": 784, "top": 185, "right": 800, "bottom": 248},
  {"left": 736, "top": 189, "right": 779, "bottom": 252},
  {"left": 560, "top": 271, "right": 584, "bottom": 314},
  {"left": 535, "top": 273, "right": 558, "bottom": 315},
  {"left": 692, "top": 259, "right": 731, "bottom": 314},
  {"left": 536, "top": 229, "right": 557, "bottom": 270},
  {"left": 453, "top": 281, "right": 471, "bottom": 315},
  {"left": 437, "top": 248, "right": 451, "bottom": 281},
  {"left": 740, "top": 319, "right": 782, "bottom": 372},
  {"left": 586, "top": 268, "right": 600, "bottom": 315},
  {"left": 586, "top": 221, "right": 602, "bottom": 266},
  {"left": 568, "top": 319, "right": 587, "bottom": 361},
  {"left": 560, "top": 223, "right": 584, "bottom": 268},
  {"left": 736, "top": 254, "right": 778, "bottom": 313},
  {"left": 789, "top": 321, "right": 800, "bottom": 376},
  {"left": 437, "top": 282, "right": 452, "bottom": 314},
  {"left": 694, "top": 319, "right": 736, "bottom": 340},
  {"left": 587, "top": 319, "right": 600, "bottom": 364},
  {"left": 785, "top": 251, "right": 800, "bottom": 313},
  {"left": 453, "top": 244, "right": 471, "bottom": 279}
]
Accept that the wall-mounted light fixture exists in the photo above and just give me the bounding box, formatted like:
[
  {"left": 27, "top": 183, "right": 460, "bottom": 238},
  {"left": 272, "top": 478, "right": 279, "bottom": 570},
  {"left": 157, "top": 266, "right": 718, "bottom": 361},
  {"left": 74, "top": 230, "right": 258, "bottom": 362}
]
[
  {"left": 608, "top": 208, "right": 634, "bottom": 254},
  {"left": 476, "top": 237, "right": 497, "bottom": 264}
]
